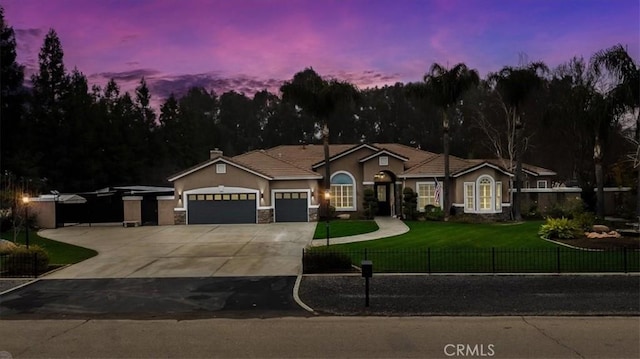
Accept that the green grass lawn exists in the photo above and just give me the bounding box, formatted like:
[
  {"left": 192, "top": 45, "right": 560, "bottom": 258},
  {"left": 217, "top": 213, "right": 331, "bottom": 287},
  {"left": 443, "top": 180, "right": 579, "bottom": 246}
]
[
  {"left": 328, "top": 220, "right": 555, "bottom": 250},
  {"left": 305, "top": 220, "right": 640, "bottom": 273},
  {"left": 313, "top": 220, "right": 379, "bottom": 239},
  {"left": 1, "top": 230, "right": 97, "bottom": 265}
]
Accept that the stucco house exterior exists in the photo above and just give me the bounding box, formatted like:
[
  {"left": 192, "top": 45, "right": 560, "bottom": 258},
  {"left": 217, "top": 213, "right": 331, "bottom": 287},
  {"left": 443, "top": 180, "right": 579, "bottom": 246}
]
[{"left": 164, "top": 143, "right": 557, "bottom": 225}]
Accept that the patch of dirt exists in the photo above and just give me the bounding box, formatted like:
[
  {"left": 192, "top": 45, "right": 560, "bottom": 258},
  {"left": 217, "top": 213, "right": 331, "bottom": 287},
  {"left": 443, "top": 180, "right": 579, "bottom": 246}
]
[{"left": 554, "top": 235, "right": 640, "bottom": 250}]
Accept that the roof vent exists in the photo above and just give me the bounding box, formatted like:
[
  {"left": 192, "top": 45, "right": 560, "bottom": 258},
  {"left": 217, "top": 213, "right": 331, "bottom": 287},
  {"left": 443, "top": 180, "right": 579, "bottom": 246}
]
[{"left": 210, "top": 148, "right": 223, "bottom": 159}]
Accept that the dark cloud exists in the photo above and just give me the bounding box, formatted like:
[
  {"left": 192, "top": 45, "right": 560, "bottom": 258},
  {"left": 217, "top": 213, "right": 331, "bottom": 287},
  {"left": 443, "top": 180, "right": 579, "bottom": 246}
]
[{"left": 91, "top": 69, "right": 161, "bottom": 82}]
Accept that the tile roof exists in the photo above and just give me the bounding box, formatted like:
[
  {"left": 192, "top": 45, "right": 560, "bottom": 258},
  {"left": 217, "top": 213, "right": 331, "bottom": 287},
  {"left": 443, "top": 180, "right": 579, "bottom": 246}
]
[
  {"left": 233, "top": 150, "right": 322, "bottom": 179},
  {"left": 401, "top": 154, "right": 476, "bottom": 177},
  {"left": 479, "top": 158, "right": 557, "bottom": 176}
]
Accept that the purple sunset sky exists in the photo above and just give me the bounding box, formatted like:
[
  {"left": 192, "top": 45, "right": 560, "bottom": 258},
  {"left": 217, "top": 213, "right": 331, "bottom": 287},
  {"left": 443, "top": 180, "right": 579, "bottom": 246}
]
[{"left": 2, "top": 0, "right": 639, "bottom": 104}]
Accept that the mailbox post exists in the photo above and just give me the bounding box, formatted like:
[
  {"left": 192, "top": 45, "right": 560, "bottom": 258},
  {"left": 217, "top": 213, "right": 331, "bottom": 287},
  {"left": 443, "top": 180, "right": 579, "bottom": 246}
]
[{"left": 361, "top": 260, "right": 373, "bottom": 307}]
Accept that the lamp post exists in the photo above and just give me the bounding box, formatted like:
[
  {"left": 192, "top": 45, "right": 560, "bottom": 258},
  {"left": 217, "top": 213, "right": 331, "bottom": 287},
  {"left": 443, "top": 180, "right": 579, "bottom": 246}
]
[
  {"left": 325, "top": 190, "right": 331, "bottom": 246},
  {"left": 22, "top": 195, "right": 30, "bottom": 249}
]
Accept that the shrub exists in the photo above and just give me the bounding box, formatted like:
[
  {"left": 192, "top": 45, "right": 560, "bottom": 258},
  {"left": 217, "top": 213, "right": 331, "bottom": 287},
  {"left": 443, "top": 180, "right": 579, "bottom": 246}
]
[
  {"left": 544, "top": 197, "right": 586, "bottom": 219},
  {"left": 424, "top": 205, "right": 444, "bottom": 221},
  {"left": 538, "top": 217, "right": 580, "bottom": 239},
  {"left": 362, "top": 188, "right": 378, "bottom": 219},
  {"left": 303, "top": 251, "right": 352, "bottom": 273},
  {"left": 402, "top": 187, "right": 418, "bottom": 220},
  {"left": 2, "top": 245, "right": 50, "bottom": 275},
  {"left": 573, "top": 211, "right": 596, "bottom": 231}
]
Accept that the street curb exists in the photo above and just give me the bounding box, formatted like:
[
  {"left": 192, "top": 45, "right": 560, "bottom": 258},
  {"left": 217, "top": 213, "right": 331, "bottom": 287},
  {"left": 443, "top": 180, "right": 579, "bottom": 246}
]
[
  {"left": 293, "top": 272, "right": 317, "bottom": 315},
  {"left": 0, "top": 278, "right": 40, "bottom": 296}
]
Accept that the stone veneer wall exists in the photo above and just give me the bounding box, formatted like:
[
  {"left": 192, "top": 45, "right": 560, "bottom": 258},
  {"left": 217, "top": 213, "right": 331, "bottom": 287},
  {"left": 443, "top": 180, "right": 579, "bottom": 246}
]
[
  {"left": 174, "top": 210, "right": 186, "bottom": 225},
  {"left": 308, "top": 207, "right": 319, "bottom": 222},
  {"left": 258, "top": 209, "right": 273, "bottom": 224}
]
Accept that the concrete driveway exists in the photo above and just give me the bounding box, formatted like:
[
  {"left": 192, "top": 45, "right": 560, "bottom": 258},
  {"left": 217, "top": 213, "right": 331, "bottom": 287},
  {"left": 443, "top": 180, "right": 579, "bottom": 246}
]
[{"left": 39, "top": 223, "right": 315, "bottom": 279}]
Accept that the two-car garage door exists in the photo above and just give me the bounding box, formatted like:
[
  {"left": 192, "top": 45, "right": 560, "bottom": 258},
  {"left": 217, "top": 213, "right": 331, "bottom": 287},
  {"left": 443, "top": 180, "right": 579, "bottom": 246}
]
[
  {"left": 187, "top": 193, "right": 257, "bottom": 224},
  {"left": 186, "top": 191, "right": 309, "bottom": 224}
]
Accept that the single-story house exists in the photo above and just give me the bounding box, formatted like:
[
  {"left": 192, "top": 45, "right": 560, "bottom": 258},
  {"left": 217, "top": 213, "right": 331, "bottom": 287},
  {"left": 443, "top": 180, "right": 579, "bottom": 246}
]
[{"left": 164, "top": 143, "right": 557, "bottom": 225}]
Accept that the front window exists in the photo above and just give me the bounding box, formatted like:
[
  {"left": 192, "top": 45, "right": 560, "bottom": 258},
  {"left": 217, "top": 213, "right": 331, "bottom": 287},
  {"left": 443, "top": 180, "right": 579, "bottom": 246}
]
[
  {"left": 330, "top": 172, "right": 355, "bottom": 210},
  {"left": 417, "top": 182, "right": 440, "bottom": 210},
  {"left": 479, "top": 178, "right": 492, "bottom": 210},
  {"left": 464, "top": 176, "right": 502, "bottom": 214}
]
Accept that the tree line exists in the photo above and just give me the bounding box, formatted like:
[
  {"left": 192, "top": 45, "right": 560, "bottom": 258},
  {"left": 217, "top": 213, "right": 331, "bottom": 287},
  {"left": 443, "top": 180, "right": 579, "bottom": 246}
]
[{"left": 1, "top": 8, "right": 638, "bottom": 216}]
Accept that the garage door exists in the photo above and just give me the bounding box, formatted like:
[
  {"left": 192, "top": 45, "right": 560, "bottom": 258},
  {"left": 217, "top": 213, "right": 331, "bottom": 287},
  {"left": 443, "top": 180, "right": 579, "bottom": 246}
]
[
  {"left": 187, "top": 193, "right": 256, "bottom": 224},
  {"left": 274, "top": 192, "right": 308, "bottom": 222}
]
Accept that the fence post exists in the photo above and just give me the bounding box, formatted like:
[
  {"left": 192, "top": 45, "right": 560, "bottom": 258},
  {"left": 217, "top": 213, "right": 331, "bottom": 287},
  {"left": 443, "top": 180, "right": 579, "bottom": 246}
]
[
  {"left": 556, "top": 247, "right": 561, "bottom": 273},
  {"left": 491, "top": 247, "right": 496, "bottom": 273},
  {"left": 623, "top": 248, "right": 628, "bottom": 274}
]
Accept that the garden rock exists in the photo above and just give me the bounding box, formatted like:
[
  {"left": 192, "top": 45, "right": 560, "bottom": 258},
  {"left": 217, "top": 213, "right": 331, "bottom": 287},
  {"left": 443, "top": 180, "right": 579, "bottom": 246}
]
[
  {"left": 0, "top": 239, "right": 18, "bottom": 253},
  {"left": 592, "top": 225, "right": 610, "bottom": 233},
  {"left": 337, "top": 214, "right": 351, "bottom": 220},
  {"left": 585, "top": 231, "right": 621, "bottom": 239}
]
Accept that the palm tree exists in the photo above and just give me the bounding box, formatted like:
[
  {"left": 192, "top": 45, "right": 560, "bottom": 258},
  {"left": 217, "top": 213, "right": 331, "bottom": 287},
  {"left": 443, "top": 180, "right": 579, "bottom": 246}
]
[
  {"left": 488, "top": 62, "right": 548, "bottom": 221},
  {"left": 424, "top": 63, "right": 480, "bottom": 219},
  {"left": 591, "top": 44, "right": 639, "bottom": 217},
  {"left": 280, "top": 68, "right": 358, "bottom": 220}
]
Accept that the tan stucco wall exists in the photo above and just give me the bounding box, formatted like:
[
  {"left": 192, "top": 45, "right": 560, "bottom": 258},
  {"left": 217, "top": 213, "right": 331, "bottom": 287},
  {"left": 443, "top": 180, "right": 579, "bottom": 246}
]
[
  {"left": 30, "top": 200, "right": 56, "bottom": 229},
  {"left": 123, "top": 197, "right": 142, "bottom": 223},
  {"left": 158, "top": 198, "right": 176, "bottom": 225},
  {"left": 173, "top": 162, "right": 270, "bottom": 203},
  {"left": 362, "top": 156, "right": 404, "bottom": 181}
]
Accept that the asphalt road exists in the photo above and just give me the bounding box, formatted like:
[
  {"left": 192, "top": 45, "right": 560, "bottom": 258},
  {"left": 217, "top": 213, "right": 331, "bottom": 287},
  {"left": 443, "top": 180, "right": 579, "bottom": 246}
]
[
  {"left": 299, "top": 274, "right": 640, "bottom": 316},
  {"left": 1, "top": 317, "right": 638, "bottom": 358},
  {"left": 0, "top": 277, "right": 308, "bottom": 319},
  {"left": 1, "top": 275, "right": 638, "bottom": 319}
]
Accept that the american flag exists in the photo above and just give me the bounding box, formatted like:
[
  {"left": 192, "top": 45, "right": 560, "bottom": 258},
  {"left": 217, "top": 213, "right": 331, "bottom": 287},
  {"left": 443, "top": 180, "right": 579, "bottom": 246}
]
[{"left": 434, "top": 177, "right": 442, "bottom": 206}]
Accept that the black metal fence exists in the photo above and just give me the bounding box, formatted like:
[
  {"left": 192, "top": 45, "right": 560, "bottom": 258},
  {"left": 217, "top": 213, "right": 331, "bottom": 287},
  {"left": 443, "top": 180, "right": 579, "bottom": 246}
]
[
  {"left": 0, "top": 253, "right": 47, "bottom": 278},
  {"left": 303, "top": 248, "right": 640, "bottom": 274}
]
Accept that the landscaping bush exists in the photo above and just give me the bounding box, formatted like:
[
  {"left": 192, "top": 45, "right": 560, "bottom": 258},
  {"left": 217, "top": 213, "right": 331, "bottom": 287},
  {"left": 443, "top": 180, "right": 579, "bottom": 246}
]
[
  {"left": 1, "top": 245, "right": 50, "bottom": 275},
  {"left": 544, "top": 197, "right": 586, "bottom": 219},
  {"left": 303, "top": 251, "right": 353, "bottom": 273},
  {"left": 573, "top": 211, "right": 596, "bottom": 231},
  {"left": 538, "top": 217, "right": 580, "bottom": 239},
  {"left": 402, "top": 187, "right": 418, "bottom": 220},
  {"left": 362, "top": 188, "right": 378, "bottom": 219},
  {"left": 424, "top": 205, "right": 445, "bottom": 221}
]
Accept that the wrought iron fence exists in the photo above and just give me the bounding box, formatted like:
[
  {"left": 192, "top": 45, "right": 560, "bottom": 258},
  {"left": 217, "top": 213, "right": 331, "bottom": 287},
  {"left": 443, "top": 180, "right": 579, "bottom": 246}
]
[
  {"left": 303, "top": 247, "right": 640, "bottom": 274},
  {"left": 0, "top": 252, "right": 46, "bottom": 278}
]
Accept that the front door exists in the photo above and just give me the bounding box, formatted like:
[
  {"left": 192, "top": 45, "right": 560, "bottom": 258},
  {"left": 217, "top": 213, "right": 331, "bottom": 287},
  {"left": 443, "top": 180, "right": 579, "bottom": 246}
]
[{"left": 375, "top": 183, "right": 391, "bottom": 216}]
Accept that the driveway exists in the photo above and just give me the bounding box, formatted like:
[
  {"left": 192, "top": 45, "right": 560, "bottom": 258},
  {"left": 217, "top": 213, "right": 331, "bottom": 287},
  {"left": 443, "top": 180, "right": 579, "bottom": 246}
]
[{"left": 39, "top": 223, "right": 316, "bottom": 278}]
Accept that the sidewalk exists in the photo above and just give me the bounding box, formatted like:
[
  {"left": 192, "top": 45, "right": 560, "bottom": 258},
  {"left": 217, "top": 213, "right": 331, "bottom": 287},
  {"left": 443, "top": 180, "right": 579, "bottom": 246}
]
[{"left": 310, "top": 217, "right": 409, "bottom": 247}]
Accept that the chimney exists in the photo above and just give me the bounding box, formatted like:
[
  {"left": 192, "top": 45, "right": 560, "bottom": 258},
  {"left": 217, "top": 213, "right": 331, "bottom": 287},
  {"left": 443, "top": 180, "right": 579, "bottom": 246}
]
[{"left": 210, "top": 148, "right": 223, "bottom": 159}]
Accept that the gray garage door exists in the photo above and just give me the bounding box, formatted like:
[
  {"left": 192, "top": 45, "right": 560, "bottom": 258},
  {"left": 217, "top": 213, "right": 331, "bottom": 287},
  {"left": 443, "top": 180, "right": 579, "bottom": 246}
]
[
  {"left": 187, "top": 193, "right": 256, "bottom": 224},
  {"left": 274, "top": 192, "right": 308, "bottom": 222}
]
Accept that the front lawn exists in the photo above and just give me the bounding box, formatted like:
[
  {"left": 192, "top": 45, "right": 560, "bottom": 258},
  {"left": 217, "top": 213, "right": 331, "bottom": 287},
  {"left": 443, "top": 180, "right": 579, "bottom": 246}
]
[
  {"left": 1, "top": 230, "right": 97, "bottom": 265},
  {"left": 305, "top": 220, "right": 640, "bottom": 273},
  {"left": 329, "top": 220, "right": 555, "bottom": 250},
  {"left": 313, "top": 220, "right": 379, "bottom": 239}
]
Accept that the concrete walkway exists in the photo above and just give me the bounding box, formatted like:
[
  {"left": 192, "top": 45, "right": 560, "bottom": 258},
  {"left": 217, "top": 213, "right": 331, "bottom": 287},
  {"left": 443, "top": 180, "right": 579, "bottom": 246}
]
[{"left": 311, "top": 216, "right": 409, "bottom": 246}]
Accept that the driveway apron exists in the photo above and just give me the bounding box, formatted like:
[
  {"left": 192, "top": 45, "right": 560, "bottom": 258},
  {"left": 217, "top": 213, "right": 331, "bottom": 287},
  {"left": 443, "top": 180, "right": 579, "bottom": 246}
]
[{"left": 39, "top": 223, "right": 316, "bottom": 279}]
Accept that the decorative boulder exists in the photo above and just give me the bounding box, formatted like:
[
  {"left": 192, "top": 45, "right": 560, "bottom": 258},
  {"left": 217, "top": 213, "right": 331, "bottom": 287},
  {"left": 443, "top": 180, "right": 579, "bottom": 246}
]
[
  {"left": 337, "top": 214, "right": 351, "bottom": 220},
  {"left": 592, "top": 225, "right": 610, "bottom": 233},
  {"left": 0, "top": 239, "right": 18, "bottom": 254}
]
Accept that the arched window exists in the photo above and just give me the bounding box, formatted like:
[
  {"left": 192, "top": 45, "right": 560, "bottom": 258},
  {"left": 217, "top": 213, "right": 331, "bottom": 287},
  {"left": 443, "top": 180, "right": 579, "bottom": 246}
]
[
  {"left": 463, "top": 175, "right": 503, "bottom": 213},
  {"left": 330, "top": 172, "right": 356, "bottom": 211},
  {"left": 478, "top": 177, "right": 492, "bottom": 211}
]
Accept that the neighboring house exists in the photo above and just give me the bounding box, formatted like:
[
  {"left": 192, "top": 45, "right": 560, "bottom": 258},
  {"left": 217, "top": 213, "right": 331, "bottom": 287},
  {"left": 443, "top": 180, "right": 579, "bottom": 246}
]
[{"left": 165, "top": 143, "right": 558, "bottom": 225}]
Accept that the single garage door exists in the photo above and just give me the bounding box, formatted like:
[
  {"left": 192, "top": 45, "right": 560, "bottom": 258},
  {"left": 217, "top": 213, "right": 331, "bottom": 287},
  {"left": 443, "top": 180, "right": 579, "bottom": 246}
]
[
  {"left": 187, "top": 193, "right": 256, "bottom": 224},
  {"left": 274, "top": 192, "right": 308, "bottom": 222}
]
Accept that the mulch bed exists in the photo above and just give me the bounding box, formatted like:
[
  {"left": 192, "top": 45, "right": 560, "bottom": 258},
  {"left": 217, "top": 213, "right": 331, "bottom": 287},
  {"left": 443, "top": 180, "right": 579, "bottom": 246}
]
[{"left": 554, "top": 235, "right": 640, "bottom": 250}]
